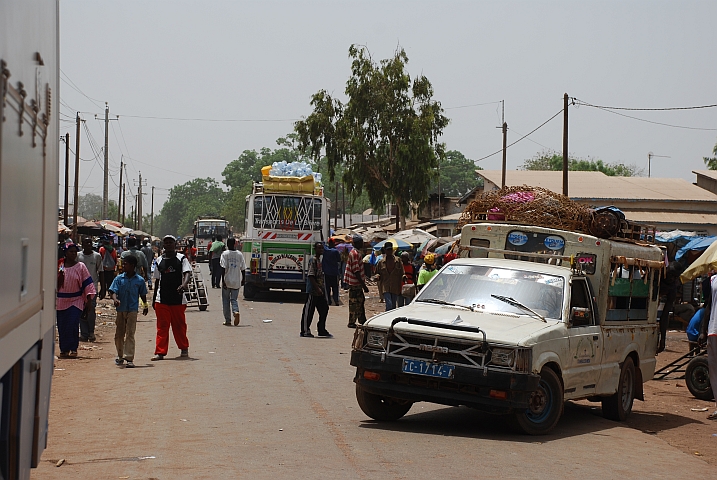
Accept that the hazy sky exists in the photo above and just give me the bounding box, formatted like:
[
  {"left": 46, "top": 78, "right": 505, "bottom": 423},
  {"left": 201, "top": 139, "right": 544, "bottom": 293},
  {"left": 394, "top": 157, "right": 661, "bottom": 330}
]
[{"left": 58, "top": 1, "right": 717, "bottom": 216}]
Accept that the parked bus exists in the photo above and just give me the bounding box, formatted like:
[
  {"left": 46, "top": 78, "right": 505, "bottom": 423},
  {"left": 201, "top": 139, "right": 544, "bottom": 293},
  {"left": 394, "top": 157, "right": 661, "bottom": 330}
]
[
  {"left": 241, "top": 182, "right": 330, "bottom": 299},
  {"left": 193, "top": 217, "right": 231, "bottom": 262},
  {"left": 1, "top": 2, "right": 59, "bottom": 477}
]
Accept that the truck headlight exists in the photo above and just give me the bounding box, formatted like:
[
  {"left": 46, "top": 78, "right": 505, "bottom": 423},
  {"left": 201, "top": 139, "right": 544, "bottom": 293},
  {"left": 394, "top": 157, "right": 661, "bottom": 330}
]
[
  {"left": 491, "top": 347, "right": 515, "bottom": 367},
  {"left": 366, "top": 331, "right": 387, "bottom": 350}
]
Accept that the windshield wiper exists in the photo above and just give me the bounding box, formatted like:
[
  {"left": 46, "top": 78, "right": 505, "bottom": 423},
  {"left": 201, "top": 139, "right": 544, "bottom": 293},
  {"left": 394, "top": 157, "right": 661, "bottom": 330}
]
[
  {"left": 490, "top": 294, "right": 546, "bottom": 322},
  {"left": 417, "top": 298, "right": 472, "bottom": 311}
]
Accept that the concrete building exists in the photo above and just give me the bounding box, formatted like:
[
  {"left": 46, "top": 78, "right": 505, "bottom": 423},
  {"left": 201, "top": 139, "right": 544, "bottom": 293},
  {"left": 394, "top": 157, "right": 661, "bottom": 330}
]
[{"left": 468, "top": 170, "right": 717, "bottom": 235}]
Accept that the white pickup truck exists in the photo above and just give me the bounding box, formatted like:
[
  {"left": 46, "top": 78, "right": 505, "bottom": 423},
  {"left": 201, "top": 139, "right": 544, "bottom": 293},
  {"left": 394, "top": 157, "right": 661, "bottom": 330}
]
[{"left": 350, "top": 223, "right": 663, "bottom": 434}]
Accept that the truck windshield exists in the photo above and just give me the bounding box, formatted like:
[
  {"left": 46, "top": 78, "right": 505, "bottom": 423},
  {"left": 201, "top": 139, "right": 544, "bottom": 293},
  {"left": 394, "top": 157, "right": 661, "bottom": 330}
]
[
  {"left": 417, "top": 264, "right": 565, "bottom": 320},
  {"left": 253, "top": 195, "right": 322, "bottom": 231}
]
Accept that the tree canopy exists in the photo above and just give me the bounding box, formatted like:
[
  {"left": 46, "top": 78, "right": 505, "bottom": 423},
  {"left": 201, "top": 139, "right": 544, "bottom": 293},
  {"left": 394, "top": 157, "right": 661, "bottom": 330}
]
[
  {"left": 76, "top": 193, "right": 118, "bottom": 221},
  {"left": 154, "top": 178, "right": 226, "bottom": 237},
  {"left": 703, "top": 140, "right": 717, "bottom": 170},
  {"left": 431, "top": 150, "right": 482, "bottom": 197},
  {"left": 521, "top": 150, "right": 642, "bottom": 176},
  {"left": 295, "top": 45, "right": 450, "bottom": 228}
]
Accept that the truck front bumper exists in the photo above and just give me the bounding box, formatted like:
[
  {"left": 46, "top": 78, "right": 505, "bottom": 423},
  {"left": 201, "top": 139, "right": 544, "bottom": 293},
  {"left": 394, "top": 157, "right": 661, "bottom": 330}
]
[{"left": 351, "top": 350, "right": 540, "bottom": 413}]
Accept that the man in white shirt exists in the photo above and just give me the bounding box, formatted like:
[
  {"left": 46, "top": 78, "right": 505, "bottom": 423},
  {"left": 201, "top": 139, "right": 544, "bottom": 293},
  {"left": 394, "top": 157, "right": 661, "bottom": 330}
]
[{"left": 220, "top": 238, "right": 246, "bottom": 326}]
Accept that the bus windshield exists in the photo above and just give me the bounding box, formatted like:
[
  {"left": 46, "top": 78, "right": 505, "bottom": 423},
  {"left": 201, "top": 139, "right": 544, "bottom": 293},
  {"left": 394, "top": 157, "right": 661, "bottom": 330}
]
[
  {"left": 252, "top": 195, "right": 323, "bottom": 231},
  {"left": 196, "top": 222, "right": 228, "bottom": 237}
]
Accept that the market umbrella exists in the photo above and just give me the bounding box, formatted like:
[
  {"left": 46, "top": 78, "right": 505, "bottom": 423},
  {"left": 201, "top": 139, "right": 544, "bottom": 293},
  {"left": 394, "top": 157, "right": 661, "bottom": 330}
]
[
  {"left": 100, "top": 222, "right": 123, "bottom": 235},
  {"left": 100, "top": 219, "right": 123, "bottom": 228},
  {"left": 675, "top": 236, "right": 717, "bottom": 261},
  {"left": 681, "top": 240, "right": 717, "bottom": 283},
  {"left": 392, "top": 228, "right": 437, "bottom": 245},
  {"left": 373, "top": 237, "right": 412, "bottom": 252}
]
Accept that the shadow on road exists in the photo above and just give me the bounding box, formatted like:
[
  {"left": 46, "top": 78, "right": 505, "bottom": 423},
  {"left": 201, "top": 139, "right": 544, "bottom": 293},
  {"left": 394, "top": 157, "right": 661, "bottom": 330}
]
[
  {"left": 358, "top": 401, "right": 701, "bottom": 441},
  {"left": 244, "top": 289, "right": 306, "bottom": 304}
]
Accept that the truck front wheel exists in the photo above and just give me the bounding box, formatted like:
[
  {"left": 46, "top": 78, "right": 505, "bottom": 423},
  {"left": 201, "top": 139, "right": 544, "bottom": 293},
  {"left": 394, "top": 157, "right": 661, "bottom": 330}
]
[
  {"left": 602, "top": 357, "right": 636, "bottom": 421},
  {"left": 356, "top": 384, "right": 413, "bottom": 421},
  {"left": 243, "top": 283, "right": 258, "bottom": 299},
  {"left": 515, "top": 367, "right": 564, "bottom": 435}
]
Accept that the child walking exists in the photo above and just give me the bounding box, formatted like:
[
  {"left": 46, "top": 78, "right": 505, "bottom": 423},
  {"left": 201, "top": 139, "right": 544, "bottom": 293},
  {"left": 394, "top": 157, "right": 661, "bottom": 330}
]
[{"left": 109, "top": 255, "right": 148, "bottom": 368}]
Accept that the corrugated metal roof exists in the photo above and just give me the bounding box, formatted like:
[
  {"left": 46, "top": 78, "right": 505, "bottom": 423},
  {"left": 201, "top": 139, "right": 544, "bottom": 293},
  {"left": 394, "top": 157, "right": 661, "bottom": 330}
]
[
  {"left": 693, "top": 170, "right": 717, "bottom": 181},
  {"left": 622, "top": 211, "right": 717, "bottom": 225},
  {"left": 476, "top": 170, "right": 717, "bottom": 202}
]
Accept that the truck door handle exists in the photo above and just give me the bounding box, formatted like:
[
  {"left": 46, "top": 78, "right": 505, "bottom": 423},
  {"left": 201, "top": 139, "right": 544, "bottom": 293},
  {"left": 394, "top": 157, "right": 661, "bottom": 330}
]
[{"left": 593, "top": 335, "right": 599, "bottom": 341}]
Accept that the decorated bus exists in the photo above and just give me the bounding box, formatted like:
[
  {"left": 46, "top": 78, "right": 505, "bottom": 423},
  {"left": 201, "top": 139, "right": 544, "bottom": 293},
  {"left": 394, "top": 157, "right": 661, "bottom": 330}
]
[
  {"left": 242, "top": 181, "right": 330, "bottom": 299},
  {"left": 193, "top": 217, "right": 231, "bottom": 262}
]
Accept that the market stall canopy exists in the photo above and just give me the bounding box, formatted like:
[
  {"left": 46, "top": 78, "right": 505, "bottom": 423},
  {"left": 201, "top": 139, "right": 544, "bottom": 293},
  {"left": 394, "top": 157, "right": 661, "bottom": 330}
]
[
  {"left": 373, "top": 237, "right": 412, "bottom": 251},
  {"left": 100, "top": 219, "right": 123, "bottom": 228},
  {"left": 681, "top": 240, "right": 717, "bottom": 283},
  {"left": 675, "top": 236, "right": 717, "bottom": 261},
  {"left": 100, "top": 222, "right": 123, "bottom": 235},
  {"left": 392, "top": 228, "right": 436, "bottom": 245},
  {"left": 58, "top": 221, "right": 70, "bottom": 234}
]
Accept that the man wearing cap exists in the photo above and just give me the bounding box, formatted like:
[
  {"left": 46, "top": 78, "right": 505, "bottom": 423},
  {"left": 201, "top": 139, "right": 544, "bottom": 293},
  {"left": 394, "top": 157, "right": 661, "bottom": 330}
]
[
  {"left": 151, "top": 235, "right": 192, "bottom": 360},
  {"left": 417, "top": 254, "right": 438, "bottom": 292},
  {"left": 343, "top": 236, "right": 370, "bottom": 328}
]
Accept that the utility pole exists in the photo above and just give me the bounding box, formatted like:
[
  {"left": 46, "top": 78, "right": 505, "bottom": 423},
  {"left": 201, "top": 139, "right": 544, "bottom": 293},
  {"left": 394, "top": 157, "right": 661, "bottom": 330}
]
[
  {"left": 134, "top": 172, "right": 147, "bottom": 230},
  {"left": 501, "top": 122, "right": 508, "bottom": 188},
  {"left": 341, "top": 183, "right": 346, "bottom": 229},
  {"left": 134, "top": 195, "right": 138, "bottom": 229},
  {"left": 562, "top": 93, "right": 569, "bottom": 196},
  {"left": 98, "top": 103, "right": 118, "bottom": 219},
  {"left": 438, "top": 155, "right": 441, "bottom": 218},
  {"left": 151, "top": 186, "right": 155, "bottom": 236},
  {"left": 117, "top": 157, "right": 123, "bottom": 222},
  {"left": 73, "top": 113, "right": 82, "bottom": 239},
  {"left": 334, "top": 182, "right": 339, "bottom": 229},
  {"left": 63, "top": 133, "right": 69, "bottom": 226},
  {"left": 121, "top": 183, "right": 126, "bottom": 225}
]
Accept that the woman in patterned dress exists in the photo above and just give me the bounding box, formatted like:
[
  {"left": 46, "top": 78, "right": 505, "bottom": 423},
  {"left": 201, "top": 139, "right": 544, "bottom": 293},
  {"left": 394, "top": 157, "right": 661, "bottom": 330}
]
[{"left": 57, "top": 242, "right": 96, "bottom": 357}]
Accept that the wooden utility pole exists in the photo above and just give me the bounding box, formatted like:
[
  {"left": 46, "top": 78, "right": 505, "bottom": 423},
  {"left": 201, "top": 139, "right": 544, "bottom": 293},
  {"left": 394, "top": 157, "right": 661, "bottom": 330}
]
[
  {"left": 341, "top": 183, "right": 346, "bottom": 229},
  {"left": 501, "top": 122, "right": 508, "bottom": 188},
  {"left": 73, "top": 113, "right": 81, "bottom": 239},
  {"left": 134, "top": 172, "right": 146, "bottom": 230},
  {"left": 117, "top": 157, "right": 123, "bottom": 222},
  {"left": 151, "top": 186, "right": 155, "bottom": 236},
  {"left": 134, "top": 194, "right": 138, "bottom": 228},
  {"left": 103, "top": 103, "right": 109, "bottom": 219},
  {"left": 121, "top": 183, "right": 126, "bottom": 225},
  {"left": 334, "top": 181, "right": 339, "bottom": 229},
  {"left": 63, "top": 133, "right": 69, "bottom": 226},
  {"left": 562, "top": 93, "right": 569, "bottom": 196}
]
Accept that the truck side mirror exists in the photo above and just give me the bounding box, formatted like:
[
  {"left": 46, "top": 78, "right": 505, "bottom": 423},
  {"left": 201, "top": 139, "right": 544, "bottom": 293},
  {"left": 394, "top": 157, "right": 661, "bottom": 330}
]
[{"left": 570, "top": 307, "right": 591, "bottom": 327}]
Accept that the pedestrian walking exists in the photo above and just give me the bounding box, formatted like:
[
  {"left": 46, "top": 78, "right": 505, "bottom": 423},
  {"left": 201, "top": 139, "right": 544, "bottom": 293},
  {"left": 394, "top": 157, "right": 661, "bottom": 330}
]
[
  {"left": 376, "top": 243, "right": 405, "bottom": 311},
  {"left": 78, "top": 237, "right": 102, "bottom": 342},
  {"left": 220, "top": 238, "right": 246, "bottom": 326},
  {"left": 141, "top": 238, "right": 155, "bottom": 290},
  {"left": 109, "top": 255, "right": 149, "bottom": 368},
  {"left": 398, "top": 251, "right": 415, "bottom": 307},
  {"left": 300, "top": 242, "right": 332, "bottom": 338},
  {"left": 98, "top": 236, "right": 118, "bottom": 300},
  {"left": 417, "top": 253, "right": 438, "bottom": 292},
  {"left": 151, "top": 235, "right": 192, "bottom": 360},
  {"left": 702, "top": 274, "right": 717, "bottom": 420},
  {"left": 209, "top": 235, "right": 225, "bottom": 288},
  {"left": 343, "top": 236, "right": 369, "bottom": 328},
  {"left": 56, "top": 242, "right": 96, "bottom": 358},
  {"left": 322, "top": 238, "right": 342, "bottom": 305},
  {"left": 121, "top": 236, "right": 150, "bottom": 285}
]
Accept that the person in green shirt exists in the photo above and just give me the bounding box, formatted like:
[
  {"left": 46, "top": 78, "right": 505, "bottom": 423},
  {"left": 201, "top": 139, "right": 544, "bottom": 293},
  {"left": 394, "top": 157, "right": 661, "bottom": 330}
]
[
  {"left": 209, "top": 236, "right": 226, "bottom": 288},
  {"left": 417, "top": 253, "right": 438, "bottom": 292}
]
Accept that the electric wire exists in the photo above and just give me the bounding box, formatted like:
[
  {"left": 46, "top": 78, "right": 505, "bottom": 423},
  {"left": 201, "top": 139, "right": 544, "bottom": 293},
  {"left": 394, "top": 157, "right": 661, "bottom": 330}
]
[
  {"left": 572, "top": 98, "right": 717, "bottom": 111},
  {"left": 115, "top": 114, "right": 298, "bottom": 122},
  {"left": 474, "top": 109, "right": 564, "bottom": 163},
  {"left": 444, "top": 100, "right": 503, "bottom": 110},
  {"left": 60, "top": 70, "right": 104, "bottom": 109}
]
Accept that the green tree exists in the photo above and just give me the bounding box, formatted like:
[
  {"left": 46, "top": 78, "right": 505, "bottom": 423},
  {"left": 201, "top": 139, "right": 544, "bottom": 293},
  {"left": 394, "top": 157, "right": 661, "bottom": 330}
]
[
  {"left": 703, "top": 140, "right": 717, "bottom": 170},
  {"left": 76, "top": 193, "right": 119, "bottom": 221},
  {"left": 295, "top": 45, "right": 450, "bottom": 228},
  {"left": 154, "top": 178, "right": 226, "bottom": 237},
  {"left": 521, "top": 150, "right": 642, "bottom": 176},
  {"left": 431, "top": 150, "right": 482, "bottom": 197}
]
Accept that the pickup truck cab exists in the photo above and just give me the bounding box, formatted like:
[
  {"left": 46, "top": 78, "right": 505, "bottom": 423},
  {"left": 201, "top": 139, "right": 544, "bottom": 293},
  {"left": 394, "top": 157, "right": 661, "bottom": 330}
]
[{"left": 350, "top": 223, "right": 664, "bottom": 434}]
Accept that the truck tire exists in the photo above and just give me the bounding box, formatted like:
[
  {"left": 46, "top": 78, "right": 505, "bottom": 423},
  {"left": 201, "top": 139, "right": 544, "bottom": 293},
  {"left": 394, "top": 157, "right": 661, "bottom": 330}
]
[
  {"left": 356, "top": 384, "right": 413, "bottom": 421},
  {"left": 602, "top": 357, "right": 636, "bottom": 421},
  {"left": 685, "top": 356, "right": 713, "bottom": 401},
  {"left": 515, "top": 367, "right": 564, "bottom": 435},
  {"left": 243, "top": 284, "right": 258, "bottom": 300}
]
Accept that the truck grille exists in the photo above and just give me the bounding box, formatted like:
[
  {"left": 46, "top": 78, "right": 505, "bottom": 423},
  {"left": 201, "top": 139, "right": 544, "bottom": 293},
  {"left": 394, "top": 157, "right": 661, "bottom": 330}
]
[{"left": 386, "top": 332, "right": 490, "bottom": 370}]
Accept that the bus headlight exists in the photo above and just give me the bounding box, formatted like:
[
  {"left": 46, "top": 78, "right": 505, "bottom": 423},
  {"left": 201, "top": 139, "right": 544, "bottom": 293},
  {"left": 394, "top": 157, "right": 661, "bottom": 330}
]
[{"left": 491, "top": 347, "right": 515, "bottom": 367}]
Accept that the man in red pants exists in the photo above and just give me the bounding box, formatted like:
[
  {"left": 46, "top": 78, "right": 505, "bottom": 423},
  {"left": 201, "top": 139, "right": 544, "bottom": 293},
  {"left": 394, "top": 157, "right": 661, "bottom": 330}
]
[{"left": 151, "top": 235, "right": 192, "bottom": 360}]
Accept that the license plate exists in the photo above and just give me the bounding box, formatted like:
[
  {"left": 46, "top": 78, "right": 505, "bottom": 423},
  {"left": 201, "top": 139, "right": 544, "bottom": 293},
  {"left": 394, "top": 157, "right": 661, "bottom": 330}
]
[{"left": 401, "top": 359, "right": 455, "bottom": 379}]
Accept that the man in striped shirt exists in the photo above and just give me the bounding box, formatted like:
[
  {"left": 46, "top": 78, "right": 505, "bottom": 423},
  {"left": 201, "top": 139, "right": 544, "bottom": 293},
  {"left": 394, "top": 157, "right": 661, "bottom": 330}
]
[{"left": 343, "top": 236, "right": 369, "bottom": 328}]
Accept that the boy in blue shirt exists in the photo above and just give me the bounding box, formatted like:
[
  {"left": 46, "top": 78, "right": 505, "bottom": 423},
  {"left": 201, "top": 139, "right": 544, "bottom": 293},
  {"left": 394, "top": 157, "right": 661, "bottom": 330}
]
[{"left": 109, "top": 255, "right": 148, "bottom": 368}]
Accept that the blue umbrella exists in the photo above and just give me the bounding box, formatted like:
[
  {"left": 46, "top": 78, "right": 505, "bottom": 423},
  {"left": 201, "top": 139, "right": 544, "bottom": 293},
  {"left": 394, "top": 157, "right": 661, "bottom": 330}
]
[
  {"left": 373, "top": 237, "right": 412, "bottom": 251},
  {"left": 676, "top": 236, "right": 717, "bottom": 261}
]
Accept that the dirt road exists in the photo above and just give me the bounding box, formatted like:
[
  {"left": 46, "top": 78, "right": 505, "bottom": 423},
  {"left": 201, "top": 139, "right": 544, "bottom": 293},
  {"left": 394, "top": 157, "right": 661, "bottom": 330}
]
[{"left": 33, "top": 265, "right": 716, "bottom": 479}]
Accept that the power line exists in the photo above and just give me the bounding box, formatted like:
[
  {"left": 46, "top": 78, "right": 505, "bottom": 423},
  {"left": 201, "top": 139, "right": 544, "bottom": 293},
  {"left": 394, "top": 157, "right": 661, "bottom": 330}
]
[
  {"left": 444, "top": 100, "right": 503, "bottom": 110},
  {"left": 115, "top": 113, "right": 298, "bottom": 122},
  {"left": 572, "top": 98, "right": 717, "bottom": 111},
  {"left": 574, "top": 102, "right": 717, "bottom": 131},
  {"left": 60, "top": 70, "right": 104, "bottom": 108},
  {"left": 475, "top": 109, "right": 564, "bottom": 163}
]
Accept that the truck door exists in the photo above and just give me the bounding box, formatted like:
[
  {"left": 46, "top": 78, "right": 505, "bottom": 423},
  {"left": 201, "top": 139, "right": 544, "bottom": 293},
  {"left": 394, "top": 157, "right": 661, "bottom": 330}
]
[{"left": 565, "top": 277, "right": 602, "bottom": 396}]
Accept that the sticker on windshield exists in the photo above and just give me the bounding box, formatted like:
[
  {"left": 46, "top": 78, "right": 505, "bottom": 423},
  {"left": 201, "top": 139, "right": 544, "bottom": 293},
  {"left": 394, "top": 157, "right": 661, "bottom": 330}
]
[
  {"left": 544, "top": 236, "right": 565, "bottom": 251},
  {"left": 507, "top": 231, "right": 528, "bottom": 246}
]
